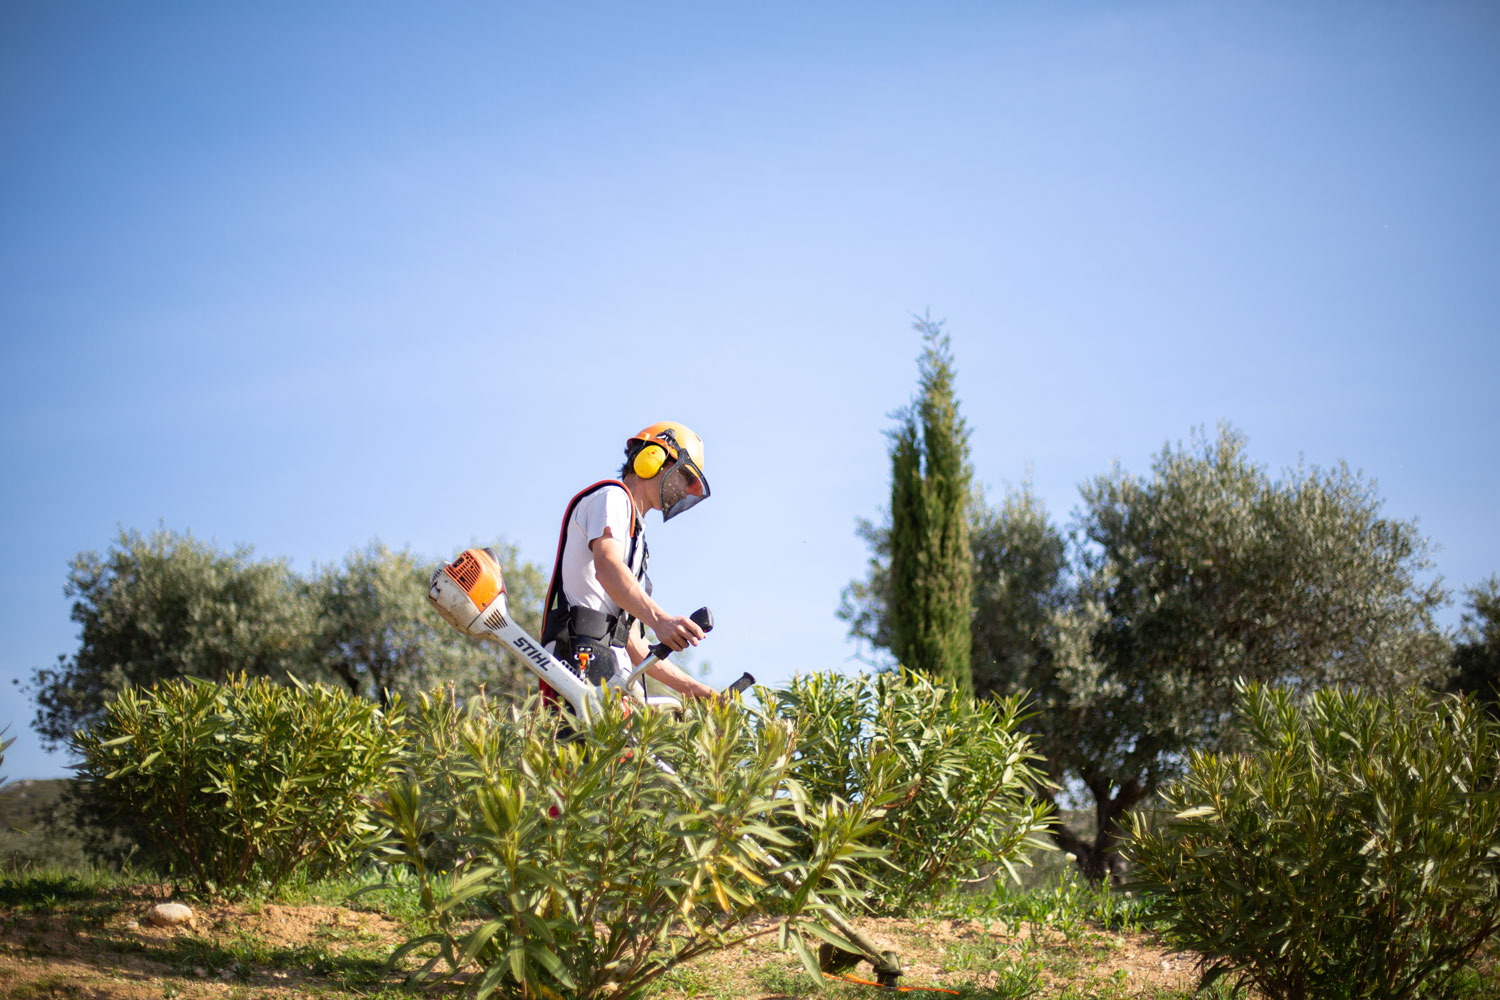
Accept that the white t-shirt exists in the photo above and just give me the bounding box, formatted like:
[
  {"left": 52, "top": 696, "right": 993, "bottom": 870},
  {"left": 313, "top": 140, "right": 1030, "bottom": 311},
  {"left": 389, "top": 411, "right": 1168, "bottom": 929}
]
[{"left": 558, "top": 483, "right": 645, "bottom": 619}]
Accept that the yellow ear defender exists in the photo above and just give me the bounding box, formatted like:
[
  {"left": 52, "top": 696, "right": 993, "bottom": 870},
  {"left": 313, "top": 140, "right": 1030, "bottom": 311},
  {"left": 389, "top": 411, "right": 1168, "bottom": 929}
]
[{"left": 632, "top": 442, "right": 669, "bottom": 478}]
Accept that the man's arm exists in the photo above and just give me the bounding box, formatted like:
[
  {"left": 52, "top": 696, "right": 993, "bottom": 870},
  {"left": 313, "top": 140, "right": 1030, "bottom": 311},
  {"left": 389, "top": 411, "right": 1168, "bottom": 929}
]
[
  {"left": 625, "top": 629, "right": 717, "bottom": 701},
  {"left": 590, "top": 531, "right": 704, "bottom": 653}
]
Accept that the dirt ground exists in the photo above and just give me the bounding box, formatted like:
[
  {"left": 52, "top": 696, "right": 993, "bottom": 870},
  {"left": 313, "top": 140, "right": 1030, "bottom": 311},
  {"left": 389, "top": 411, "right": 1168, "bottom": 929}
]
[
  {"left": 690, "top": 914, "right": 1201, "bottom": 997},
  {"left": 0, "top": 883, "right": 1204, "bottom": 999}
]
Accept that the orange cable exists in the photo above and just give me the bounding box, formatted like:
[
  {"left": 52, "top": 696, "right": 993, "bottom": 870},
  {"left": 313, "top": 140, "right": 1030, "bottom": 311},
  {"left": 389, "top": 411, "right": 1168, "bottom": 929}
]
[{"left": 821, "top": 972, "right": 961, "bottom": 994}]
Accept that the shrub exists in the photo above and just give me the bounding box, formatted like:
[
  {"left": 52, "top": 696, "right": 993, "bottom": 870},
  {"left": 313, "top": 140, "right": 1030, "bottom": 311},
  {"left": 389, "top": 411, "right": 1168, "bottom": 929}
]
[
  {"left": 769, "top": 669, "right": 1053, "bottom": 911},
  {"left": 375, "top": 688, "right": 896, "bottom": 1000},
  {"left": 1125, "top": 682, "right": 1500, "bottom": 1000},
  {"left": 72, "top": 673, "right": 405, "bottom": 894}
]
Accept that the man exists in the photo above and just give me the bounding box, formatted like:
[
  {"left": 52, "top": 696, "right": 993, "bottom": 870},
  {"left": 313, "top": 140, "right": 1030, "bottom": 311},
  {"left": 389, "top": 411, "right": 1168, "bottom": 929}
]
[{"left": 538, "top": 421, "right": 717, "bottom": 707}]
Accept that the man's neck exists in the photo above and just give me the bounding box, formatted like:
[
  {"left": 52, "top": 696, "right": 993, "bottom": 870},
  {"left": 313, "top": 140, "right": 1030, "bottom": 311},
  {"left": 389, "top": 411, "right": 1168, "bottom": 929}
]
[{"left": 621, "top": 474, "right": 655, "bottom": 520}]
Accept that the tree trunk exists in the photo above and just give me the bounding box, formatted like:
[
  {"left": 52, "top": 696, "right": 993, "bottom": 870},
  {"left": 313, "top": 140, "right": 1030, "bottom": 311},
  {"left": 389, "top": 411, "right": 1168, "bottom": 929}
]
[{"left": 1039, "top": 779, "right": 1148, "bottom": 884}]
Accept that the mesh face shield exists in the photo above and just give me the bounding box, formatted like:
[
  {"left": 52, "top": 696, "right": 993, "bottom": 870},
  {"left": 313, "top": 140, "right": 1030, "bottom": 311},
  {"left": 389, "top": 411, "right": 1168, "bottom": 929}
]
[{"left": 659, "top": 455, "right": 710, "bottom": 521}]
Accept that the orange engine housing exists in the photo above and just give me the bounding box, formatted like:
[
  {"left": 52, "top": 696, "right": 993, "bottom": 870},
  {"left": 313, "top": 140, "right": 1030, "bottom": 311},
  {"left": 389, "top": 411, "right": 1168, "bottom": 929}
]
[{"left": 444, "top": 547, "right": 506, "bottom": 612}]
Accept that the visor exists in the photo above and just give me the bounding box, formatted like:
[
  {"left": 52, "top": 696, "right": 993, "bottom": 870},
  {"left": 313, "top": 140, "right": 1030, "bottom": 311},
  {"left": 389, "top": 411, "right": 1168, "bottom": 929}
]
[{"left": 659, "top": 455, "right": 710, "bottom": 521}]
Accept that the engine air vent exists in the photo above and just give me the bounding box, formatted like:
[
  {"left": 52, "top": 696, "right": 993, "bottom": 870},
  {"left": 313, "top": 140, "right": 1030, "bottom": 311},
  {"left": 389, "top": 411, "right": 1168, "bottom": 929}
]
[{"left": 447, "top": 550, "right": 484, "bottom": 591}]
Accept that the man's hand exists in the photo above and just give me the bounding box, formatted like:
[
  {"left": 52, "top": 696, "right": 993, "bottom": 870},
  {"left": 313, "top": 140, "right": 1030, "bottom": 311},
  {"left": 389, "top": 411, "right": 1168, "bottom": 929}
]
[{"left": 648, "top": 611, "right": 705, "bottom": 652}]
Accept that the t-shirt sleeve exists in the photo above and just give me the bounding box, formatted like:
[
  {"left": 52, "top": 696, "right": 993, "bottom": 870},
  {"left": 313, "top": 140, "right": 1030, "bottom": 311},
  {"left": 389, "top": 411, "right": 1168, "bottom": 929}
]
[{"left": 577, "top": 485, "right": 632, "bottom": 547}]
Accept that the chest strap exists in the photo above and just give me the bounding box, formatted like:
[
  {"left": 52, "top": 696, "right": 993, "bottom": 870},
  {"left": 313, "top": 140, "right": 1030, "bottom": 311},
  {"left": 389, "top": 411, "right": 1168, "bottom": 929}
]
[{"left": 539, "top": 480, "right": 647, "bottom": 654}]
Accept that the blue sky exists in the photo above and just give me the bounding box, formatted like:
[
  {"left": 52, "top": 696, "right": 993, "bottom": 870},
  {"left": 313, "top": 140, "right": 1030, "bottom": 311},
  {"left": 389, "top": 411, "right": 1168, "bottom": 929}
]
[{"left": 3, "top": 2, "right": 1497, "bottom": 779}]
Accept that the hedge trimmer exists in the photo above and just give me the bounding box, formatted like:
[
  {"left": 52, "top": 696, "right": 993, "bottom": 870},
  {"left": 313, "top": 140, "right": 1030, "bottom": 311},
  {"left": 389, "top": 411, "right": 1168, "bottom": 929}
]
[{"left": 427, "top": 547, "right": 752, "bottom": 718}]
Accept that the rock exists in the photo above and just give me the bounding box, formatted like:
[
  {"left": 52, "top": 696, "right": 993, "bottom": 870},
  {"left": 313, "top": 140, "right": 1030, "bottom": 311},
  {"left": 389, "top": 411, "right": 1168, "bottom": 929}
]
[
  {"left": 123, "top": 919, "right": 140, "bottom": 931},
  {"left": 145, "top": 902, "right": 194, "bottom": 928}
]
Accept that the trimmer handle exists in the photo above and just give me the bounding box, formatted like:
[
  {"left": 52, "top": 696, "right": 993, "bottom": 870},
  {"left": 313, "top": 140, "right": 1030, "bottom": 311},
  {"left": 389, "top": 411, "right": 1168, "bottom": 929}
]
[
  {"left": 646, "top": 606, "right": 713, "bottom": 661},
  {"left": 723, "top": 672, "right": 755, "bottom": 697}
]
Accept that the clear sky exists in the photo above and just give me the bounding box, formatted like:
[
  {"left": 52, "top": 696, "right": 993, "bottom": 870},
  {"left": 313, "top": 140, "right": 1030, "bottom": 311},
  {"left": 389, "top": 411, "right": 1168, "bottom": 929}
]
[{"left": 3, "top": 2, "right": 1497, "bottom": 779}]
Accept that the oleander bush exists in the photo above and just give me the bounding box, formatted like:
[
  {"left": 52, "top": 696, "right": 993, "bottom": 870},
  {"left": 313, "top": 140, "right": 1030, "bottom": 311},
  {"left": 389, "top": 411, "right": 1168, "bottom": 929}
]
[
  {"left": 72, "top": 673, "right": 404, "bottom": 894},
  {"left": 768, "top": 668, "right": 1053, "bottom": 911},
  {"left": 375, "top": 687, "right": 899, "bottom": 1000},
  {"left": 1126, "top": 681, "right": 1500, "bottom": 1000}
]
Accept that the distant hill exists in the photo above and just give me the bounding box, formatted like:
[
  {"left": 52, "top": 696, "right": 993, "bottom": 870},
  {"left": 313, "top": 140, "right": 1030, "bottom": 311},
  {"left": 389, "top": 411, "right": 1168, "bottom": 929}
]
[
  {"left": 1, "top": 778, "right": 85, "bottom": 869},
  {"left": 1, "top": 778, "right": 68, "bottom": 826}
]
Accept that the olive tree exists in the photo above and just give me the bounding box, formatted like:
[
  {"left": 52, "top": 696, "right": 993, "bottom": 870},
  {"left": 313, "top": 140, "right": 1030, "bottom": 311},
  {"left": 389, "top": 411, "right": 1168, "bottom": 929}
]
[
  {"left": 1448, "top": 575, "right": 1500, "bottom": 717},
  {"left": 308, "top": 540, "right": 545, "bottom": 705},
  {"left": 30, "top": 527, "right": 315, "bottom": 749},
  {"left": 1048, "top": 427, "right": 1448, "bottom": 879},
  {"left": 846, "top": 425, "right": 1452, "bottom": 880},
  {"left": 31, "top": 529, "right": 550, "bottom": 751}
]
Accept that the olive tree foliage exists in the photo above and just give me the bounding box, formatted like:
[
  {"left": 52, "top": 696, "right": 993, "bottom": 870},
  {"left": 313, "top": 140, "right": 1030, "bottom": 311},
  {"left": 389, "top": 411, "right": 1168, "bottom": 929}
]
[
  {"left": 1448, "top": 575, "right": 1500, "bottom": 717},
  {"left": 308, "top": 540, "right": 544, "bottom": 706},
  {"left": 30, "top": 527, "right": 315, "bottom": 750},
  {"left": 968, "top": 484, "right": 1071, "bottom": 705},
  {"left": 844, "top": 425, "right": 1452, "bottom": 881},
  {"left": 31, "top": 528, "right": 547, "bottom": 750},
  {"left": 883, "top": 316, "right": 974, "bottom": 695},
  {"left": 1044, "top": 426, "right": 1451, "bottom": 880}
]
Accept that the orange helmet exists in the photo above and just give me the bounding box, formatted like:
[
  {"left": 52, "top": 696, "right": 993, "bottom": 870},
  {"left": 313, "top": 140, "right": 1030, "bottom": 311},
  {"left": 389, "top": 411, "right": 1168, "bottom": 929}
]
[{"left": 627, "top": 421, "right": 710, "bottom": 520}]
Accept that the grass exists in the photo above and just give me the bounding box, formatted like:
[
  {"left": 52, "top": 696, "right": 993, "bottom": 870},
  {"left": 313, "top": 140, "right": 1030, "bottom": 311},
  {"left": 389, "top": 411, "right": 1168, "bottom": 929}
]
[{"left": 936, "top": 866, "right": 1164, "bottom": 937}]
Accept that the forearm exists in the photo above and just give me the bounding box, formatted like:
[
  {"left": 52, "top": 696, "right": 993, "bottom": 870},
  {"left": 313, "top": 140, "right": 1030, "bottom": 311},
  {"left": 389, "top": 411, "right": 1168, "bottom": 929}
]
[
  {"left": 595, "top": 558, "right": 664, "bottom": 632},
  {"left": 625, "top": 631, "right": 714, "bottom": 700},
  {"left": 645, "top": 660, "right": 717, "bottom": 701},
  {"left": 590, "top": 535, "right": 702, "bottom": 653}
]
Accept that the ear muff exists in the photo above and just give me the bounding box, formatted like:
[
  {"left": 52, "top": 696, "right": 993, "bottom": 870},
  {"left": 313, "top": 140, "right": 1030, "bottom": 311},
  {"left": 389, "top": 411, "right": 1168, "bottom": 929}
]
[{"left": 632, "top": 442, "right": 669, "bottom": 479}]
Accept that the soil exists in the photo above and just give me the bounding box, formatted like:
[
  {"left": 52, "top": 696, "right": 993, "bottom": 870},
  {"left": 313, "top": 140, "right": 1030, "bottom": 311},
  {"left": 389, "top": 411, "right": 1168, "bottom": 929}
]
[
  {"left": 701, "top": 914, "right": 1201, "bottom": 997},
  {"left": 0, "top": 884, "right": 1204, "bottom": 999},
  {"left": 0, "top": 883, "right": 411, "bottom": 999}
]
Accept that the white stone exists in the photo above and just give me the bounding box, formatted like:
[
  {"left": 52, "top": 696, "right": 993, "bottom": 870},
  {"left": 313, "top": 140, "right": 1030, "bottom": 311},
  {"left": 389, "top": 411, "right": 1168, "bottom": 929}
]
[{"left": 145, "top": 902, "right": 194, "bottom": 928}]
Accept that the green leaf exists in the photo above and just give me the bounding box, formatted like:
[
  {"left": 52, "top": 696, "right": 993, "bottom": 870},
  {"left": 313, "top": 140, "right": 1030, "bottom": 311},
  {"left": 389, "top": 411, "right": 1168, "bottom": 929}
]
[
  {"left": 801, "top": 919, "right": 864, "bottom": 957},
  {"left": 787, "top": 927, "right": 822, "bottom": 980}
]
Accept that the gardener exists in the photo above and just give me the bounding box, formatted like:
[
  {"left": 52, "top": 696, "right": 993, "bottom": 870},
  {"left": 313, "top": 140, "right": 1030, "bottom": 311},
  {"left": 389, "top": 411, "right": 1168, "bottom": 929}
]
[{"left": 538, "top": 420, "right": 718, "bottom": 710}]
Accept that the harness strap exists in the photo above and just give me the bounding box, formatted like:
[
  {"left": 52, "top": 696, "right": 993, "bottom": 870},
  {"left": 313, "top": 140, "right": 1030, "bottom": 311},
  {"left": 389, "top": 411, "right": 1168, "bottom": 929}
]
[{"left": 538, "top": 480, "right": 646, "bottom": 705}]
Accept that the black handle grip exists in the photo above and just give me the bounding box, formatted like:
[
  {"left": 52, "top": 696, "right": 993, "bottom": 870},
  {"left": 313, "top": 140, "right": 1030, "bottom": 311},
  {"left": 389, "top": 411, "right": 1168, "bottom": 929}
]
[
  {"left": 724, "top": 672, "right": 755, "bottom": 696},
  {"left": 647, "top": 606, "right": 714, "bottom": 661}
]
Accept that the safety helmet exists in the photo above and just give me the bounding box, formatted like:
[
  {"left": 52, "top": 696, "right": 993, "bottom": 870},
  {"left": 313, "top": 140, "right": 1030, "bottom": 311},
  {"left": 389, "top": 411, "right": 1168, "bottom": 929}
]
[{"left": 627, "top": 421, "right": 710, "bottom": 521}]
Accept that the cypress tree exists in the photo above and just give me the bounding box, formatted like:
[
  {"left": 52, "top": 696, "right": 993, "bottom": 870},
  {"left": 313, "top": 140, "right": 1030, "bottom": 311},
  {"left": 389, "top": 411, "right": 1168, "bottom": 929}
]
[{"left": 887, "top": 317, "right": 974, "bottom": 694}]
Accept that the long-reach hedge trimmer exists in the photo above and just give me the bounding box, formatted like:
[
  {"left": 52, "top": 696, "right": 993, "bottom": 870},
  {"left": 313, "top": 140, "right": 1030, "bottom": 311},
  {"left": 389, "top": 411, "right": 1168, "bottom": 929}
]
[
  {"left": 427, "top": 547, "right": 752, "bottom": 716},
  {"left": 426, "top": 547, "right": 909, "bottom": 989}
]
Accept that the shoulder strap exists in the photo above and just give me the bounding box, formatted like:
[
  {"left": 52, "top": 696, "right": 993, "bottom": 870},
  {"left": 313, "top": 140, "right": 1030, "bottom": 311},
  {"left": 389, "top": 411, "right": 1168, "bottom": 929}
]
[{"left": 539, "top": 480, "right": 641, "bottom": 647}]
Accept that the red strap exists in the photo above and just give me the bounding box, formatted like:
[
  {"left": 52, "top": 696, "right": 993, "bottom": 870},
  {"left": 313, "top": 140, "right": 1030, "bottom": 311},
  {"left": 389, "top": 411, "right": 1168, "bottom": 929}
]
[{"left": 539, "top": 480, "right": 639, "bottom": 703}]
